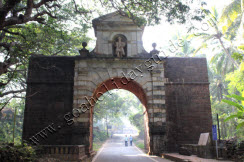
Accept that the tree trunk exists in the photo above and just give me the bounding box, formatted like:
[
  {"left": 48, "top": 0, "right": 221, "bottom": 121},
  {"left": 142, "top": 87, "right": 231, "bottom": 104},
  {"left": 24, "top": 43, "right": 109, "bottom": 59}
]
[
  {"left": 106, "top": 116, "right": 108, "bottom": 137},
  {"left": 12, "top": 107, "right": 17, "bottom": 145},
  {"left": 217, "top": 36, "right": 239, "bottom": 68},
  {"left": 223, "top": 122, "right": 227, "bottom": 138}
]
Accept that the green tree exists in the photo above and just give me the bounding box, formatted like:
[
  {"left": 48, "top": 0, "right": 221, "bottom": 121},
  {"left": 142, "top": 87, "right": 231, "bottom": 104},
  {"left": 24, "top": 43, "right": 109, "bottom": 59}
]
[
  {"left": 93, "top": 0, "right": 207, "bottom": 25},
  {"left": 94, "top": 90, "right": 143, "bottom": 136},
  {"left": 0, "top": 99, "right": 24, "bottom": 144},
  {"left": 222, "top": 94, "right": 244, "bottom": 130},
  {"left": 208, "top": 69, "right": 228, "bottom": 102},
  {"left": 0, "top": 0, "right": 92, "bottom": 111},
  {"left": 226, "top": 68, "right": 244, "bottom": 95},
  {"left": 168, "top": 33, "right": 196, "bottom": 57},
  {"left": 208, "top": 50, "right": 237, "bottom": 102},
  {"left": 211, "top": 101, "right": 239, "bottom": 139},
  {"left": 220, "top": 0, "right": 244, "bottom": 40},
  {"left": 191, "top": 7, "right": 240, "bottom": 68},
  {"left": 129, "top": 105, "right": 144, "bottom": 139},
  {"left": 92, "top": 90, "right": 140, "bottom": 151}
]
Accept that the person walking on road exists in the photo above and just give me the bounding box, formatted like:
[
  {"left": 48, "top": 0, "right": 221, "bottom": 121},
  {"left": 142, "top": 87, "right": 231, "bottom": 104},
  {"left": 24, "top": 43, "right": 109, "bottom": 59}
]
[
  {"left": 129, "top": 135, "right": 133, "bottom": 146},
  {"left": 125, "top": 135, "right": 128, "bottom": 147}
]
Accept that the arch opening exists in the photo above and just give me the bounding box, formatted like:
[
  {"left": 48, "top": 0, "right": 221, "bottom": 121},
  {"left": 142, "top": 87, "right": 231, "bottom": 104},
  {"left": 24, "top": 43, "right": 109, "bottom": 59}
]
[{"left": 89, "top": 78, "right": 150, "bottom": 153}]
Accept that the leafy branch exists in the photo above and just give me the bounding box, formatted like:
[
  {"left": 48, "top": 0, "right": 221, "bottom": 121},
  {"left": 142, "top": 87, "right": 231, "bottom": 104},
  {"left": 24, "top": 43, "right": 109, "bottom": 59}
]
[{"left": 222, "top": 94, "right": 244, "bottom": 129}]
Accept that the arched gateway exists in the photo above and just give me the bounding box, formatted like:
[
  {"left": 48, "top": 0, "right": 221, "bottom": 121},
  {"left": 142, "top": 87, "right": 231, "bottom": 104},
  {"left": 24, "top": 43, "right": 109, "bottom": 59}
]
[
  {"left": 23, "top": 11, "right": 213, "bottom": 160},
  {"left": 89, "top": 78, "right": 149, "bottom": 152}
]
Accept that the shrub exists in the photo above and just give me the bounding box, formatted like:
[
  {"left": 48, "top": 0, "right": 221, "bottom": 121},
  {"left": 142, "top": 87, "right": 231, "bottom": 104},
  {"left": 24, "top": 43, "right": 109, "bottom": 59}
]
[
  {"left": 0, "top": 143, "right": 37, "bottom": 161},
  {"left": 93, "top": 130, "right": 108, "bottom": 142}
]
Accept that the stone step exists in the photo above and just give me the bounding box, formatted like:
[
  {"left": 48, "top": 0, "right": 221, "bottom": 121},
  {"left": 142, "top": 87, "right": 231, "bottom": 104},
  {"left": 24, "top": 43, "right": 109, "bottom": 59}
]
[{"left": 162, "top": 153, "right": 233, "bottom": 162}]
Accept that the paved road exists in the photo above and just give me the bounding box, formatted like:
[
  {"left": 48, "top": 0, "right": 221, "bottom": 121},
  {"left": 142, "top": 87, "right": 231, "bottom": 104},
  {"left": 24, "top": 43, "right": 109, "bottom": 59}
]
[{"left": 92, "top": 135, "right": 172, "bottom": 162}]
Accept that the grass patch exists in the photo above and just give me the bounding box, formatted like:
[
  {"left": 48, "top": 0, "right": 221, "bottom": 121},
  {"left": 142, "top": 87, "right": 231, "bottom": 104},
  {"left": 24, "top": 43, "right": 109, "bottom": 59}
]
[
  {"left": 135, "top": 142, "right": 144, "bottom": 149},
  {"left": 93, "top": 130, "right": 108, "bottom": 152},
  {"left": 133, "top": 137, "right": 145, "bottom": 150},
  {"left": 93, "top": 141, "right": 105, "bottom": 152}
]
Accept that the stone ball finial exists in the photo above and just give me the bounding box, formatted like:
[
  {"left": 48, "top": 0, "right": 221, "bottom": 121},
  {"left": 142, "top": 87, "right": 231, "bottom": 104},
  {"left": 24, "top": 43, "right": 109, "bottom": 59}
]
[
  {"left": 79, "top": 42, "right": 89, "bottom": 56},
  {"left": 152, "top": 43, "right": 157, "bottom": 50},
  {"left": 150, "top": 42, "right": 159, "bottom": 55},
  {"left": 82, "top": 42, "right": 87, "bottom": 49}
]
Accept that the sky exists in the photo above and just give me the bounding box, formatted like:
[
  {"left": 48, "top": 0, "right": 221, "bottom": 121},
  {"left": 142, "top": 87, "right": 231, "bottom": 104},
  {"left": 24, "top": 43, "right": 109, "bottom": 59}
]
[{"left": 87, "top": 0, "right": 233, "bottom": 54}]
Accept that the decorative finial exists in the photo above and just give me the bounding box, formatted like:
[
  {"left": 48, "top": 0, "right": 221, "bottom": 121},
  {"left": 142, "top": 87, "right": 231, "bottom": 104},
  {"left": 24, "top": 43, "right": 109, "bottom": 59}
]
[
  {"left": 79, "top": 42, "right": 89, "bottom": 56},
  {"left": 152, "top": 43, "right": 157, "bottom": 50},
  {"left": 150, "top": 42, "right": 159, "bottom": 55},
  {"left": 82, "top": 42, "right": 87, "bottom": 49}
]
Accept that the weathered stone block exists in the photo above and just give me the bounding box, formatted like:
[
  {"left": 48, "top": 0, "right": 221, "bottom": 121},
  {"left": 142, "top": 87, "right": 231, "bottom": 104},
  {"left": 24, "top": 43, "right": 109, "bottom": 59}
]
[{"left": 154, "top": 112, "right": 162, "bottom": 117}]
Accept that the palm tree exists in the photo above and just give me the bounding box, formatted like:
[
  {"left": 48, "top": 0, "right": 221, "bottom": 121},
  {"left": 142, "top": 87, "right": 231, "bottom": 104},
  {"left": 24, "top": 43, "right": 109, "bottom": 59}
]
[
  {"left": 177, "top": 35, "right": 196, "bottom": 57},
  {"left": 169, "top": 32, "right": 196, "bottom": 57},
  {"left": 192, "top": 7, "right": 240, "bottom": 68},
  {"left": 220, "top": 0, "right": 243, "bottom": 41},
  {"left": 208, "top": 64, "right": 229, "bottom": 102}
]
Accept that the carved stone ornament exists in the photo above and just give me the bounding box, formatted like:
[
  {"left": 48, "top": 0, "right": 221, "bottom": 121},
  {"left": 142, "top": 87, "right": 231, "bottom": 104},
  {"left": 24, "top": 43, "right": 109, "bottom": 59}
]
[{"left": 113, "top": 36, "right": 126, "bottom": 57}]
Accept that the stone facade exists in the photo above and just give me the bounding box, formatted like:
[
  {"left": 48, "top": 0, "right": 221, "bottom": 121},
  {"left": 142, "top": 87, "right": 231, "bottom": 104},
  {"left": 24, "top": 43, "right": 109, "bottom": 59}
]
[
  {"left": 23, "top": 56, "right": 75, "bottom": 146},
  {"left": 164, "top": 58, "right": 213, "bottom": 152},
  {"left": 22, "top": 55, "right": 212, "bottom": 155},
  {"left": 92, "top": 11, "right": 146, "bottom": 56},
  {"left": 38, "top": 145, "right": 89, "bottom": 161},
  {"left": 22, "top": 12, "right": 213, "bottom": 159}
]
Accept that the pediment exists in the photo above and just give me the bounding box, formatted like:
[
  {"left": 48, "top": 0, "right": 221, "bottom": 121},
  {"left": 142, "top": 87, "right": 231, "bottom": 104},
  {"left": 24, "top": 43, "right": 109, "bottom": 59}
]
[{"left": 93, "top": 11, "right": 133, "bottom": 24}]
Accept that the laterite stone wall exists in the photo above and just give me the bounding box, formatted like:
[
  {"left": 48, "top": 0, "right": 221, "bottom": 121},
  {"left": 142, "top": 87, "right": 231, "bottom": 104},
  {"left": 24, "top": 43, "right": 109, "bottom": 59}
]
[
  {"left": 164, "top": 58, "right": 212, "bottom": 152},
  {"left": 22, "top": 56, "right": 212, "bottom": 156},
  {"left": 22, "top": 56, "right": 75, "bottom": 145}
]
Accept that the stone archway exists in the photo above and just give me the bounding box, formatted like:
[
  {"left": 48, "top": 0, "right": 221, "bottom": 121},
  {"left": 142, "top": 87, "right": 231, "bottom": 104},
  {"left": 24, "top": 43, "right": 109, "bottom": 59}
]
[
  {"left": 22, "top": 11, "right": 213, "bottom": 161},
  {"left": 89, "top": 77, "right": 150, "bottom": 152},
  {"left": 72, "top": 57, "right": 166, "bottom": 155}
]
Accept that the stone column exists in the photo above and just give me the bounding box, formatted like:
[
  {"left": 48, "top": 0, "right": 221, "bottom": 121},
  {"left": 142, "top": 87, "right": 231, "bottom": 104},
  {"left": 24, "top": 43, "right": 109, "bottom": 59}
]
[{"left": 147, "top": 64, "right": 166, "bottom": 155}]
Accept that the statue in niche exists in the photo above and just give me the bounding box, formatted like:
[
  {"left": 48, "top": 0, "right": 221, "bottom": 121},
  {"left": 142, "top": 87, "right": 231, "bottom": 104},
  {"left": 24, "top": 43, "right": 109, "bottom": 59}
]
[{"left": 114, "top": 36, "right": 126, "bottom": 57}]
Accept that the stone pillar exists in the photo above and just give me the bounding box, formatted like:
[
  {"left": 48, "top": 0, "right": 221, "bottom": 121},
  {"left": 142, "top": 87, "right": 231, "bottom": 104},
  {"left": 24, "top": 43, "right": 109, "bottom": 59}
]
[{"left": 146, "top": 63, "right": 166, "bottom": 155}]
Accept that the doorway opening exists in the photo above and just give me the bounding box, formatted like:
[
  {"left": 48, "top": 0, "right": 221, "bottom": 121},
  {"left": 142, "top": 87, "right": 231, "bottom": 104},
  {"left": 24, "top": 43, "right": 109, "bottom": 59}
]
[{"left": 92, "top": 89, "right": 149, "bottom": 152}]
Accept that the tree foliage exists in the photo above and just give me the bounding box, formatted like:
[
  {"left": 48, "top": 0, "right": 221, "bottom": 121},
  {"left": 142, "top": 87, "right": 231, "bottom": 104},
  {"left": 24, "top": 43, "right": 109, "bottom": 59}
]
[
  {"left": 129, "top": 106, "right": 144, "bottom": 138},
  {"left": 220, "top": 0, "right": 243, "bottom": 40},
  {"left": 222, "top": 94, "right": 244, "bottom": 130},
  {"left": 226, "top": 69, "right": 244, "bottom": 95},
  {"left": 93, "top": 0, "right": 207, "bottom": 25},
  {"left": 0, "top": 0, "right": 92, "bottom": 111},
  {"left": 0, "top": 99, "right": 24, "bottom": 144},
  {"left": 190, "top": 7, "right": 240, "bottom": 68},
  {"left": 93, "top": 90, "right": 144, "bottom": 137}
]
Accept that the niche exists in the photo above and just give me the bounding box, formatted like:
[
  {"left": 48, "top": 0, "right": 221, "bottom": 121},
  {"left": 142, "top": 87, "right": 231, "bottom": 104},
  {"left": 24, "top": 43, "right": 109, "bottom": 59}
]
[{"left": 112, "top": 34, "right": 127, "bottom": 57}]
